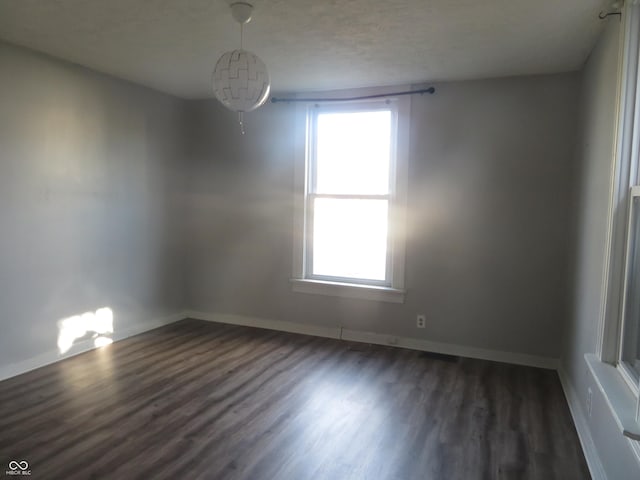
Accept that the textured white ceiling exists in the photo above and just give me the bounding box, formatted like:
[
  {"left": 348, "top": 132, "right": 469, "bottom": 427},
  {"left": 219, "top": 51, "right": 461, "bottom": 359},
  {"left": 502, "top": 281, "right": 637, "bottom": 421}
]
[{"left": 0, "top": 0, "right": 609, "bottom": 99}]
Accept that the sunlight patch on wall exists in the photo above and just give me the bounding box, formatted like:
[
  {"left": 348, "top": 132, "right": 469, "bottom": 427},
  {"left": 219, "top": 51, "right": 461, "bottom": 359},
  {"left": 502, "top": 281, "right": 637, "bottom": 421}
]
[{"left": 57, "top": 307, "right": 114, "bottom": 354}]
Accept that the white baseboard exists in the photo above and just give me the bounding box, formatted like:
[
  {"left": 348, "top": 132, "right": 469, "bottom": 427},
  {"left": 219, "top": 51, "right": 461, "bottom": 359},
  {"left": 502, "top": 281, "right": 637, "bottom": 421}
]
[
  {"left": 185, "top": 310, "right": 558, "bottom": 370},
  {"left": 185, "top": 311, "right": 342, "bottom": 340},
  {"left": 558, "top": 367, "right": 607, "bottom": 480},
  {"left": 0, "top": 311, "right": 184, "bottom": 382},
  {"left": 341, "top": 328, "right": 559, "bottom": 369}
]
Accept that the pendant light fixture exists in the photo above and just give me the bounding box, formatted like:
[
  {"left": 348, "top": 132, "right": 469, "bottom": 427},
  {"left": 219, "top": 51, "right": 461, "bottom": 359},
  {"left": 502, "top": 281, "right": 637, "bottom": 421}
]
[{"left": 212, "top": 2, "right": 271, "bottom": 134}]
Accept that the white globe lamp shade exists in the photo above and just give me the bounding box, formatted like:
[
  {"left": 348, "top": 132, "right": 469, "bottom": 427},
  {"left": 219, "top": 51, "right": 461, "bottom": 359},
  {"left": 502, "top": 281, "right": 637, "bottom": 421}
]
[{"left": 212, "top": 49, "right": 271, "bottom": 113}]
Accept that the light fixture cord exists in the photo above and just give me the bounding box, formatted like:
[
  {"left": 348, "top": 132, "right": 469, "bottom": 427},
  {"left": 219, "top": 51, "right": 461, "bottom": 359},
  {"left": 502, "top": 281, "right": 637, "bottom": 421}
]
[{"left": 240, "top": 23, "right": 244, "bottom": 50}]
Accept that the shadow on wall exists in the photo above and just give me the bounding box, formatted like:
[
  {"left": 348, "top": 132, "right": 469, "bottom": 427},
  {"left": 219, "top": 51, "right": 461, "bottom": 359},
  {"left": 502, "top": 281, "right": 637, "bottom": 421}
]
[{"left": 57, "top": 307, "right": 114, "bottom": 354}]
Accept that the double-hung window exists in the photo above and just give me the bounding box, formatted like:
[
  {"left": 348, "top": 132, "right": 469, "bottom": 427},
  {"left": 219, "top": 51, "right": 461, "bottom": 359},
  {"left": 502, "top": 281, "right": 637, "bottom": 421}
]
[
  {"left": 291, "top": 95, "right": 408, "bottom": 303},
  {"left": 587, "top": 0, "right": 640, "bottom": 452}
]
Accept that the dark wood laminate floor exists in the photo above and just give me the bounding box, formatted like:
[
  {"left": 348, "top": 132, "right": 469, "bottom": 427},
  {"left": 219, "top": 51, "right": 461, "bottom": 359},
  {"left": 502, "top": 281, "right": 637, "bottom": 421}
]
[{"left": 0, "top": 319, "right": 589, "bottom": 480}]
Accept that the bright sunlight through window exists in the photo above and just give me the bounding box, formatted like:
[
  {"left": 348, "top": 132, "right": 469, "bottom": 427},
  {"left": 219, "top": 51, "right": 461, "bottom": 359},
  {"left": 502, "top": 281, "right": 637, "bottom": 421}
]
[{"left": 308, "top": 108, "right": 394, "bottom": 284}]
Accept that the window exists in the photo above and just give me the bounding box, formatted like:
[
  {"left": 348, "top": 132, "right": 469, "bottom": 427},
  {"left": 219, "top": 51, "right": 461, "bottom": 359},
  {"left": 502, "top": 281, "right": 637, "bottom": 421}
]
[
  {"left": 619, "top": 187, "right": 640, "bottom": 386},
  {"left": 309, "top": 107, "right": 392, "bottom": 284},
  {"left": 587, "top": 0, "right": 640, "bottom": 449},
  {"left": 593, "top": 182, "right": 640, "bottom": 445},
  {"left": 291, "top": 95, "right": 408, "bottom": 303}
]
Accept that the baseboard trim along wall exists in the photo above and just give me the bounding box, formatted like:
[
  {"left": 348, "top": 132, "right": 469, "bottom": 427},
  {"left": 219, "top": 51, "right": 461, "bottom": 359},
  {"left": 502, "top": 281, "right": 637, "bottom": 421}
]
[
  {"left": 558, "top": 367, "right": 607, "bottom": 480},
  {"left": 186, "top": 311, "right": 342, "bottom": 340},
  {"left": 184, "top": 310, "right": 559, "bottom": 370},
  {"left": 0, "top": 312, "right": 184, "bottom": 382},
  {"left": 1, "top": 310, "right": 560, "bottom": 380}
]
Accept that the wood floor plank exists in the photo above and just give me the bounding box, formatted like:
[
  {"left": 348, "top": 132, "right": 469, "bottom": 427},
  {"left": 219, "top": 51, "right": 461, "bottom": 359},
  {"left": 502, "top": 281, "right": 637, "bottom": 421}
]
[{"left": 0, "top": 319, "right": 590, "bottom": 479}]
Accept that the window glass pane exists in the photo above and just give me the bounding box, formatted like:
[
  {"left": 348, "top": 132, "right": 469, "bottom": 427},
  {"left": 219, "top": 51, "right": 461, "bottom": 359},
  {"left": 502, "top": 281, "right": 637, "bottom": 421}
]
[
  {"left": 312, "top": 198, "right": 388, "bottom": 281},
  {"left": 622, "top": 196, "right": 640, "bottom": 380},
  {"left": 315, "top": 110, "right": 391, "bottom": 195}
]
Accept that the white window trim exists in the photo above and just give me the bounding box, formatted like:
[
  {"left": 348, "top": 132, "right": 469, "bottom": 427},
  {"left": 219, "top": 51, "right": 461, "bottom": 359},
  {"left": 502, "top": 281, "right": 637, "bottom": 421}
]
[
  {"left": 586, "top": 354, "right": 640, "bottom": 441},
  {"left": 590, "top": 0, "right": 640, "bottom": 450},
  {"left": 290, "top": 278, "right": 405, "bottom": 303},
  {"left": 291, "top": 87, "right": 410, "bottom": 303}
]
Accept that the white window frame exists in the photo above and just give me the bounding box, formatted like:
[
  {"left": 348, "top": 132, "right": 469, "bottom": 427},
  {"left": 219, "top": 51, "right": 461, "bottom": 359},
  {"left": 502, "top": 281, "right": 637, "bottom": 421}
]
[
  {"left": 290, "top": 88, "right": 410, "bottom": 303},
  {"left": 588, "top": 0, "right": 640, "bottom": 453}
]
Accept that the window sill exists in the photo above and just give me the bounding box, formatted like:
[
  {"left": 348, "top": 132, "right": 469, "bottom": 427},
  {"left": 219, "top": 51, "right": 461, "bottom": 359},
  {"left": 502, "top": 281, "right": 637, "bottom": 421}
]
[
  {"left": 290, "top": 279, "right": 405, "bottom": 304},
  {"left": 585, "top": 353, "right": 640, "bottom": 440}
]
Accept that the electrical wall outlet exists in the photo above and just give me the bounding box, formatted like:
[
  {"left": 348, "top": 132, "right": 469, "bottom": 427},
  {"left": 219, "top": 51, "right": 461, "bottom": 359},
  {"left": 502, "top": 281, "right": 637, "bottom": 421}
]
[
  {"left": 417, "top": 314, "right": 426, "bottom": 328},
  {"left": 587, "top": 387, "right": 593, "bottom": 417}
]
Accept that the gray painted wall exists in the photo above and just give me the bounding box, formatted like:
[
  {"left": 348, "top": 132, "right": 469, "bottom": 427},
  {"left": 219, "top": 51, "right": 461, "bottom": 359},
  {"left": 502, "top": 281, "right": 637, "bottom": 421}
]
[
  {"left": 185, "top": 73, "right": 579, "bottom": 359},
  {"left": 563, "top": 18, "right": 640, "bottom": 478},
  {"left": 0, "top": 42, "right": 186, "bottom": 371}
]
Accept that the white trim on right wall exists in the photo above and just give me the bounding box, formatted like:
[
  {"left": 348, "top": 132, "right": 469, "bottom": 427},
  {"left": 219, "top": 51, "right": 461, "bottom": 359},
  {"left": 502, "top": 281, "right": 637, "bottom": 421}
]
[{"left": 558, "top": 367, "right": 607, "bottom": 480}]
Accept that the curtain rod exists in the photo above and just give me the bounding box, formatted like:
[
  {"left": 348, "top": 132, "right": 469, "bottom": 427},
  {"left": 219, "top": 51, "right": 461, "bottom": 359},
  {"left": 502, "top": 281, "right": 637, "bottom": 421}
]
[{"left": 270, "top": 87, "right": 435, "bottom": 104}]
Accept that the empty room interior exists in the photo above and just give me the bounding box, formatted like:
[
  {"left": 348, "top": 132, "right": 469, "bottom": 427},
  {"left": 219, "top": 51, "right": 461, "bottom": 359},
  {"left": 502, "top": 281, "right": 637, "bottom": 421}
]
[{"left": 2, "top": 0, "right": 640, "bottom": 479}]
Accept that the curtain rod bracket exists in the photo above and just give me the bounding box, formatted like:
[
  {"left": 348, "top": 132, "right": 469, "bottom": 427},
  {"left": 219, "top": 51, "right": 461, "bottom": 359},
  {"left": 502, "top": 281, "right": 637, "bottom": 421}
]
[{"left": 599, "top": 11, "right": 622, "bottom": 20}]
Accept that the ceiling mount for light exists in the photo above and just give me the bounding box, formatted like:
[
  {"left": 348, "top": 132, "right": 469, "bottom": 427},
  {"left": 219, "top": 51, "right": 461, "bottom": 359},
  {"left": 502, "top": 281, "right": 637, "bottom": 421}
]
[
  {"left": 212, "top": 1, "right": 271, "bottom": 134},
  {"left": 230, "top": 2, "right": 254, "bottom": 24}
]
